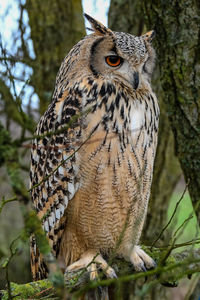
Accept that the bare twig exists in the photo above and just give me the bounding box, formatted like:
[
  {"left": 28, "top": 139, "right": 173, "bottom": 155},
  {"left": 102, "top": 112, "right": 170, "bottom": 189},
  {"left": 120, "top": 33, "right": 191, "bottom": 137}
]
[
  {"left": 159, "top": 213, "right": 194, "bottom": 266},
  {"left": 151, "top": 182, "right": 189, "bottom": 249},
  {"left": 173, "top": 215, "right": 193, "bottom": 239},
  {"left": 0, "top": 196, "right": 18, "bottom": 214},
  {"left": 4, "top": 236, "right": 21, "bottom": 299},
  {"left": 161, "top": 237, "right": 200, "bottom": 250}
]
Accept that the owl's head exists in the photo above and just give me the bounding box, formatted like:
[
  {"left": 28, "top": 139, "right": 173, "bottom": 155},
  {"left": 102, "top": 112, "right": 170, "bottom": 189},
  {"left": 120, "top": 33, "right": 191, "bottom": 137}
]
[{"left": 59, "top": 14, "right": 156, "bottom": 93}]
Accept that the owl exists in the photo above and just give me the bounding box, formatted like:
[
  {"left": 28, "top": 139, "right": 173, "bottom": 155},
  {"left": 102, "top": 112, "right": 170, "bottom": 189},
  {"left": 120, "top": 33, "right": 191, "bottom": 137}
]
[{"left": 30, "top": 14, "right": 159, "bottom": 281}]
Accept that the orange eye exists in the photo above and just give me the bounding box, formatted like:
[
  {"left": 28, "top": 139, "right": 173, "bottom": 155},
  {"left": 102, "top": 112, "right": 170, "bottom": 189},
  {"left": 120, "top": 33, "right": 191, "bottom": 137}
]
[{"left": 105, "top": 56, "right": 123, "bottom": 67}]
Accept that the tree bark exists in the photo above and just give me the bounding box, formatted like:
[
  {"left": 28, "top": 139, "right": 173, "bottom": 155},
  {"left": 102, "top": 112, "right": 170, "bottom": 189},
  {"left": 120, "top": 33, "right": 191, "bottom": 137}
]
[
  {"left": 108, "top": 0, "right": 182, "bottom": 246},
  {"left": 142, "top": 1, "right": 200, "bottom": 298},
  {"left": 142, "top": 0, "right": 200, "bottom": 221},
  {"left": 25, "top": 0, "right": 85, "bottom": 115}
]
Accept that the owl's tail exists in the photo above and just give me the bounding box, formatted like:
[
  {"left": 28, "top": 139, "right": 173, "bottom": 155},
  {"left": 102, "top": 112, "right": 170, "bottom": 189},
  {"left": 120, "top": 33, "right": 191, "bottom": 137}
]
[{"left": 30, "top": 234, "right": 48, "bottom": 281}]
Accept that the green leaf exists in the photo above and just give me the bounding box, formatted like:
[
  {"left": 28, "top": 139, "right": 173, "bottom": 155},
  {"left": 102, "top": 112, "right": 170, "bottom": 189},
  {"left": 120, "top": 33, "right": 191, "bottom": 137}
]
[{"left": 0, "top": 256, "right": 9, "bottom": 268}]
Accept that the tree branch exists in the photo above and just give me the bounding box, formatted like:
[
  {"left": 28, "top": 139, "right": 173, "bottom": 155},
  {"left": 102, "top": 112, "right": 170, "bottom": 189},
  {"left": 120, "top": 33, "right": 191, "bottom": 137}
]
[{"left": 1, "top": 246, "right": 200, "bottom": 299}]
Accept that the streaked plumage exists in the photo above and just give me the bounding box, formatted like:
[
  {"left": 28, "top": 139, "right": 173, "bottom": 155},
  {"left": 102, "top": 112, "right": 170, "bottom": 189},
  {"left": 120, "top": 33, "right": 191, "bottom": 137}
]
[{"left": 30, "top": 14, "right": 159, "bottom": 281}]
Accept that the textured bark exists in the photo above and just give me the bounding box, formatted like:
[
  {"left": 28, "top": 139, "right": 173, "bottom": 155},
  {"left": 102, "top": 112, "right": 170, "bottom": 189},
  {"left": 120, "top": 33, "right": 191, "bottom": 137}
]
[
  {"left": 142, "top": 0, "right": 200, "bottom": 221},
  {"left": 108, "top": 0, "right": 181, "bottom": 245},
  {"left": 108, "top": 0, "right": 144, "bottom": 36},
  {"left": 26, "top": 0, "right": 85, "bottom": 115},
  {"left": 142, "top": 1, "right": 200, "bottom": 298}
]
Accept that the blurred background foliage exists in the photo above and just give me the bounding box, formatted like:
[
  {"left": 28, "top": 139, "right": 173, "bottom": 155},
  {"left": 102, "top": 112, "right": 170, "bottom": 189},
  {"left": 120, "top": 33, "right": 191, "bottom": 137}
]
[{"left": 0, "top": 0, "right": 199, "bottom": 299}]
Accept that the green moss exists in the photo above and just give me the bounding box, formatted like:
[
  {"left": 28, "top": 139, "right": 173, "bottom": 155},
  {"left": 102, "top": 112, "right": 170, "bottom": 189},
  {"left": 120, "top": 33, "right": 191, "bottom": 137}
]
[
  {"left": 1, "top": 280, "right": 54, "bottom": 300},
  {"left": 0, "top": 123, "right": 14, "bottom": 166}
]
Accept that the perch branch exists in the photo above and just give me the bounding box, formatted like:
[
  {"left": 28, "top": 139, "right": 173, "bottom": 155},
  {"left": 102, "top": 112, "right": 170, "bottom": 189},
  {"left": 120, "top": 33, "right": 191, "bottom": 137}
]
[{"left": 1, "top": 246, "right": 200, "bottom": 299}]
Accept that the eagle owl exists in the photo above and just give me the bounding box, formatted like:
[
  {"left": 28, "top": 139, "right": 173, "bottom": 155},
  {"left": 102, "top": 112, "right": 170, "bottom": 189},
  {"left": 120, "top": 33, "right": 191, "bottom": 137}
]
[{"left": 30, "top": 14, "right": 159, "bottom": 281}]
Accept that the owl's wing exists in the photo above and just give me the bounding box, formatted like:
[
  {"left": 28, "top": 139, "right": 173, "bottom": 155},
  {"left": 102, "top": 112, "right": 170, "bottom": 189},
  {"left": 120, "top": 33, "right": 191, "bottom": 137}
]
[{"left": 30, "top": 88, "right": 82, "bottom": 279}]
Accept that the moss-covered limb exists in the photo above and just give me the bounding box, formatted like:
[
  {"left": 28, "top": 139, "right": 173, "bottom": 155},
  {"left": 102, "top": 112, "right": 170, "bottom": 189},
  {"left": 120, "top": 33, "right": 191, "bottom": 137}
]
[
  {"left": 0, "top": 121, "right": 29, "bottom": 203},
  {"left": 108, "top": 0, "right": 182, "bottom": 247},
  {"left": 67, "top": 246, "right": 200, "bottom": 298},
  {"left": 1, "top": 247, "right": 200, "bottom": 299},
  {"left": 142, "top": 0, "right": 200, "bottom": 221},
  {"left": 0, "top": 78, "right": 35, "bottom": 133},
  {"left": 5, "top": 150, "right": 29, "bottom": 204},
  {"left": 25, "top": 0, "right": 85, "bottom": 115},
  {"left": 0, "top": 122, "right": 13, "bottom": 166},
  {"left": 0, "top": 280, "right": 55, "bottom": 300},
  {"left": 6, "top": 160, "right": 29, "bottom": 204}
]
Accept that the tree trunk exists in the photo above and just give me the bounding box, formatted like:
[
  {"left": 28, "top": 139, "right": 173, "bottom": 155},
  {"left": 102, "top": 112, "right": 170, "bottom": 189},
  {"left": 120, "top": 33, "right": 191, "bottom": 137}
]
[
  {"left": 108, "top": 0, "right": 182, "bottom": 246},
  {"left": 142, "top": 1, "right": 200, "bottom": 298},
  {"left": 142, "top": 0, "right": 200, "bottom": 222},
  {"left": 26, "top": 0, "right": 85, "bottom": 115}
]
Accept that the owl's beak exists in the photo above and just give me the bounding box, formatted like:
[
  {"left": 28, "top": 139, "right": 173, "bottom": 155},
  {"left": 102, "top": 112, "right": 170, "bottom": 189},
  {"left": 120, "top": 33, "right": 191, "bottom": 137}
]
[{"left": 132, "top": 71, "right": 139, "bottom": 90}]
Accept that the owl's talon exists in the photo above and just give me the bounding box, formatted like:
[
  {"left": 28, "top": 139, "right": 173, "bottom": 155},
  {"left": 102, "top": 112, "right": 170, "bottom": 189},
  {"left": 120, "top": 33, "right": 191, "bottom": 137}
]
[
  {"left": 105, "top": 267, "right": 118, "bottom": 279},
  {"left": 149, "top": 260, "right": 157, "bottom": 269},
  {"left": 65, "top": 251, "right": 117, "bottom": 281},
  {"left": 88, "top": 263, "right": 99, "bottom": 281},
  {"left": 140, "top": 264, "right": 147, "bottom": 272},
  {"left": 130, "top": 246, "right": 156, "bottom": 272}
]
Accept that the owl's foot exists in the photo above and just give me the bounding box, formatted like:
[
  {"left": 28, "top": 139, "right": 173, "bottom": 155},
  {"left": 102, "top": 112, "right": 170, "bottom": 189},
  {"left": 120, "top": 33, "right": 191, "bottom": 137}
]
[
  {"left": 65, "top": 251, "right": 117, "bottom": 280},
  {"left": 130, "top": 246, "right": 156, "bottom": 272}
]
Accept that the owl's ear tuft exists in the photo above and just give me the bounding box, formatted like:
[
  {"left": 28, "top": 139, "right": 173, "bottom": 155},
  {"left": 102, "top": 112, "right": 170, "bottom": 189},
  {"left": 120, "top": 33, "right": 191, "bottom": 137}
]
[
  {"left": 142, "top": 30, "right": 156, "bottom": 43},
  {"left": 84, "top": 13, "right": 113, "bottom": 36}
]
